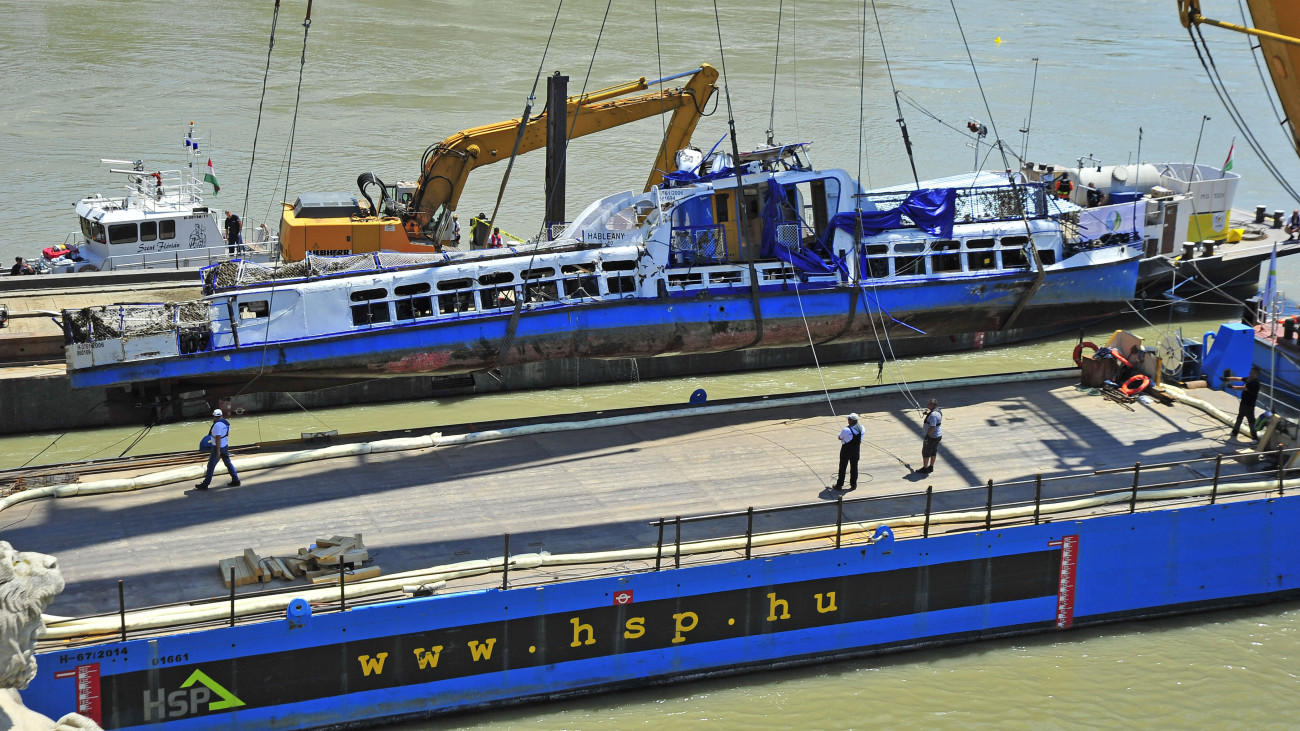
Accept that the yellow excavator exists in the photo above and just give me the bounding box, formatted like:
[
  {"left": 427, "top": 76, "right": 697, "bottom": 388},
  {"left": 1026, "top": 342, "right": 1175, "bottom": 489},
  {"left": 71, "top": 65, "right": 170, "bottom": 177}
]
[{"left": 278, "top": 63, "right": 719, "bottom": 261}]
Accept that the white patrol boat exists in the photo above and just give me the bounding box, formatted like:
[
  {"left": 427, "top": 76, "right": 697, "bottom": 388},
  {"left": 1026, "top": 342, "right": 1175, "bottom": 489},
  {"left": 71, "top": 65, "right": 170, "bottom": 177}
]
[{"left": 35, "top": 126, "right": 279, "bottom": 274}]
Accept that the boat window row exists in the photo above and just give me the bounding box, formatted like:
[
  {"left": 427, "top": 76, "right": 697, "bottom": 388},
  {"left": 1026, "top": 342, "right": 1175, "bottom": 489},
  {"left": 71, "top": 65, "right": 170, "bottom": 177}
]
[
  {"left": 666, "top": 263, "right": 799, "bottom": 291},
  {"left": 861, "top": 235, "right": 1055, "bottom": 278},
  {"left": 342, "top": 258, "right": 641, "bottom": 328},
  {"left": 91, "top": 219, "right": 178, "bottom": 245}
]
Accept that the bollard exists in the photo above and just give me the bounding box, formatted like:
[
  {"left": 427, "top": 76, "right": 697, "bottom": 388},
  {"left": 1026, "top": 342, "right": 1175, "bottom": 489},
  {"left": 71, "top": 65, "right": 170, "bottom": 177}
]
[
  {"left": 745, "top": 507, "right": 754, "bottom": 560},
  {"left": 502, "top": 533, "right": 510, "bottom": 591},
  {"left": 1255, "top": 205, "right": 1266, "bottom": 224},
  {"left": 1182, "top": 242, "right": 1196, "bottom": 260},
  {"left": 923, "top": 486, "right": 933, "bottom": 538},
  {"left": 1202, "top": 240, "right": 1215, "bottom": 257},
  {"left": 1274, "top": 210, "right": 1284, "bottom": 228},
  {"left": 1033, "top": 473, "right": 1043, "bottom": 525},
  {"left": 1130, "top": 462, "right": 1141, "bottom": 513}
]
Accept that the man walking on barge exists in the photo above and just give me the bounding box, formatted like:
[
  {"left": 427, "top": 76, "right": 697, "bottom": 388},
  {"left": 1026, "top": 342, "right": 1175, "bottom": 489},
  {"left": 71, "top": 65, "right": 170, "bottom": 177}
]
[
  {"left": 832, "top": 413, "right": 863, "bottom": 491},
  {"left": 196, "top": 409, "right": 241, "bottom": 490}
]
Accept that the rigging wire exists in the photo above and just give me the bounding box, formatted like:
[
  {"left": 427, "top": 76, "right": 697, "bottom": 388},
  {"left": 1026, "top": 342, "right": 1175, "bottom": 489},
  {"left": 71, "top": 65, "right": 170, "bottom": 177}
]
[
  {"left": 948, "top": 0, "right": 1012, "bottom": 174},
  {"left": 234, "top": 1, "right": 331, "bottom": 435},
  {"left": 1187, "top": 21, "right": 1300, "bottom": 202},
  {"left": 488, "top": 0, "right": 564, "bottom": 231},
  {"left": 654, "top": 0, "right": 667, "bottom": 147},
  {"left": 241, "top": 0, "right": 282, "bottom": 226},
  {"left": 870, "top": 0, "right": 919, "bottom": 188},
  {"left": 1237, "top": 0, "right": 1300, "bottom": 159}
]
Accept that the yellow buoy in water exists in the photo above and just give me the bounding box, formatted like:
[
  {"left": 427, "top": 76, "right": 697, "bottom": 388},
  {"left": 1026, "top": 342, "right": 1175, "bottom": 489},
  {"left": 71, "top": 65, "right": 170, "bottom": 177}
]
[{"left": 995, "top": 36, "right": 1002, "bottom": 45}]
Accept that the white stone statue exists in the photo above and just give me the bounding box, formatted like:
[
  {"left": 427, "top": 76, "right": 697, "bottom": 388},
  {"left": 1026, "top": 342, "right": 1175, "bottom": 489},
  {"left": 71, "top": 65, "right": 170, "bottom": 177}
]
[{"left": 0, "top": 542, "right": 101, "bottom": 731}]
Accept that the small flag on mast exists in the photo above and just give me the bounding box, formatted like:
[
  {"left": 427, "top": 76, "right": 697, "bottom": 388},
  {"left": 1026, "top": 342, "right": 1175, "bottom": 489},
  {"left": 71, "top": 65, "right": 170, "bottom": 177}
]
[
  {"left": 1222, "top": 139, "right": 1235, "bottom": 173},
  {"left": 203, "top": 158, "right": 220, "bottom": 195}
]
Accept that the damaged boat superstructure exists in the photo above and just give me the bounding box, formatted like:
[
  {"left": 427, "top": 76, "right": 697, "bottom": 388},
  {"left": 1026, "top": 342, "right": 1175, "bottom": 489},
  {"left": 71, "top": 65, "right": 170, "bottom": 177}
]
[{"left": 61, "top": 145, "right": 1140, "bottom": 394}]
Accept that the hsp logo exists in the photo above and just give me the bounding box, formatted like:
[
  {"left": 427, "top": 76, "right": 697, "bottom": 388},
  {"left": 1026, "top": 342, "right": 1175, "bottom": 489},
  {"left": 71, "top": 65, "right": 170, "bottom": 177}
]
[{"left": 143, "top": 669, "right": 245, "bottom": 720}]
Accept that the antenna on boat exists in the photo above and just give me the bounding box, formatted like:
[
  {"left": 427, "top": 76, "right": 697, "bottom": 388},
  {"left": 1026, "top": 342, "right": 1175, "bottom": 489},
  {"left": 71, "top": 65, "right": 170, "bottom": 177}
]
[
  {"left": 1190, "top": 114, "right": 1211, "bottom": 181},
  {"left": 766, "top": 0, "right": 785, "bottom": 147},
  {"left": 1019, "top": 58, "right": 1039, "bottom": 162}
]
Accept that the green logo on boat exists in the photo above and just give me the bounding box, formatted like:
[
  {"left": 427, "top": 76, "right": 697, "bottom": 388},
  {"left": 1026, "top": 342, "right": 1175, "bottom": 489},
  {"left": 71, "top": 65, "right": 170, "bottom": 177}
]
[{"left": 181, "top": 669, "right": 245, "bottom": 710}]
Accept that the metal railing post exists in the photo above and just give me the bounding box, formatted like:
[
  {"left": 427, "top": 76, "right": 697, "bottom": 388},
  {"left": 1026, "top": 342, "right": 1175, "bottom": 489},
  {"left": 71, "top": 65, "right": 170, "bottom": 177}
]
[
  {"left": 655, "top": 518, "right": 664, "bottom": 571},
  {"left": 673, "top": 515, "right": 681, "bottom": 569},
  {"left": 923, "top": 486, "right": 933, "bottom": 538},
  {"left": 745, "top": 507, "right": 754, "bottom": 560},
  {"left": 1129, "top": 462, "right": 1141, "bottom": 514},
  {"left": 229, "top": 567, "right": 236, "bottom": 627},
  {"left": 118, "top": 580, "right": 127, "bottom": 642},
  {"left": 985, "top": 479, "right": 994, "bottom": 529},
  {"left": 1210, "top": 455, "right": 1221, "bottom": 505},
  {"left": 1278, "top": 445, "right": 1287, "bottom": 496},
  {"left": 1033, "top": 473, "right": 1043, "bottom": 525},
  {"left": 339, "top": 558, "right": 346, "bottom": 612},
  {"left": 835, "top": 497, "right": 844, "bottom": 549},
  {"left": 502, "top": 533, "right": 510, "bottom": 591}
]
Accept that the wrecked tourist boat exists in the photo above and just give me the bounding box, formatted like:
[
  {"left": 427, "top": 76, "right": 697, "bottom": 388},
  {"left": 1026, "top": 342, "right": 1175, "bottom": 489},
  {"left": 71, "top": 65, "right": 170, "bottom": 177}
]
[{"left": 60, "top": 144, "right": 1141, "bottom": 393}]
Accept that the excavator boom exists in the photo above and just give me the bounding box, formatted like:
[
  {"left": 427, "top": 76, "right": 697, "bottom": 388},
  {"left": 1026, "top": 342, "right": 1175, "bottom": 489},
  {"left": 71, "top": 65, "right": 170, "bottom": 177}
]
[
  {"left": 278, "top": 64, "right": 717, "bottom": 261},
  {"left": 408, "top": 63, "right": 718, "bottom": 235}
]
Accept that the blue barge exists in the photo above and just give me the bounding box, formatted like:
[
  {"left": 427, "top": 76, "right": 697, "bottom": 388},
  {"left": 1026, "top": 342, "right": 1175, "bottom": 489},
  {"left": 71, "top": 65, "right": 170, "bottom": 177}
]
[{"left": 25, "top": 491, "right": 1299, "bottom": 729}]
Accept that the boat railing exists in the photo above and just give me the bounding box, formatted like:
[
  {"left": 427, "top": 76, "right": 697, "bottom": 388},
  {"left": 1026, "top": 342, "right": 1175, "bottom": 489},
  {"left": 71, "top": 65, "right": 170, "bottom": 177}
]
[
  {"left": 99, "top": 240, "right": 278, "bottom": 272},
  {"left": 670, "top": 224, "right": 728, "bottom": 266},
  {"left": 39, "top": 443, "right": 1297, "bottom": 647},
  {"left": 865, "top": 183, "right": 1049, "bottom": 223}
]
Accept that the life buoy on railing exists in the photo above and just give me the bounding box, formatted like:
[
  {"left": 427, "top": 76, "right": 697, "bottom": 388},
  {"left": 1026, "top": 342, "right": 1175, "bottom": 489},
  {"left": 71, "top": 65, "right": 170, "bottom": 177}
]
[
  {"left": 1072, "top": 341, "right": 1099, "bottom": 366},
  {"left": 1120, "top": 374, "right": 1150, "bottom": 396}
]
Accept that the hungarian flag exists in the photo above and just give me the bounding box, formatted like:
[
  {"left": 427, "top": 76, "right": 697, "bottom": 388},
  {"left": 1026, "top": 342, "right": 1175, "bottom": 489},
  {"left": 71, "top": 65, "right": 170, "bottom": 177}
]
[
  {"left": 204, "top": 158, "right": 220, "bottom": 194},
  {"left": 1222, "top": 141, "right": 1234, "bottom": 173}
]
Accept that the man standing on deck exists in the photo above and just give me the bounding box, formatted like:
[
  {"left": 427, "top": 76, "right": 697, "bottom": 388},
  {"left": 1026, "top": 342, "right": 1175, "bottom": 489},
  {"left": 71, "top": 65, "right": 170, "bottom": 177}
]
[
  {"left": 224, "top": 211, "right": 242, "bottom": 254},
  {"left": 196, "top": 409, "right": 241, "bottom": 490},
  {"left": 1225, "top": 365, "right": 1262, "bottom": 442},
  {"left": 832, "top": 413, "right": 863, "bottom": 491},
  {"left": 918, "top": 398, "right": 943, "bottom": 474}
]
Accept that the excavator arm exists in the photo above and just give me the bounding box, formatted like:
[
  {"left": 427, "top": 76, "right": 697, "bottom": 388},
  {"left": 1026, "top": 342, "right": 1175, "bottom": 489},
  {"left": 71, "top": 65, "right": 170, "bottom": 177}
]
[{"left": 407, "top": 63, "right": 718, "bottom": 236}]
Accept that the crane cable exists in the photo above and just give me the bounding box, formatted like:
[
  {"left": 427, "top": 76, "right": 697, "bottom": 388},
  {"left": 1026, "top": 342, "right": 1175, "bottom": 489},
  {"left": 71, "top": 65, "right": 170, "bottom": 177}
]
[
  {"left": 870, "top": 0, "right": 919, "bottom": 189},
  {"left": 241, "top": 0, "right": 281, "bottom": 230},
  {"left": 487, "top": 0, "right": 565, "bottom": 234},
  {"left": 1187, "top": 14, "right": 1300, "bottom": 203}
]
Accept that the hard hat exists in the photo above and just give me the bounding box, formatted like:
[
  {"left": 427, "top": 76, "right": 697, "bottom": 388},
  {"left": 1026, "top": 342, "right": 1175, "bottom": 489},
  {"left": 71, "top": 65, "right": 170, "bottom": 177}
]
[{"left": 847, "top": 413, "right": 859, "bottom": 421}]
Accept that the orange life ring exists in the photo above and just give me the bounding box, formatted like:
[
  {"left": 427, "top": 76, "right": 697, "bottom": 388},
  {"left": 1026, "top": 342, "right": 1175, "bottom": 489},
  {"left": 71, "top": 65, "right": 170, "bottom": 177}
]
[
  {"left": 1106, "top": 347, "right": 1132, "bottom": 367},
  {"left": 1119, "top": 374, "right": 1150, "bottom": 396},
  {"left": 1072, "top": 341, "right": 1099, "bottom": 366}
]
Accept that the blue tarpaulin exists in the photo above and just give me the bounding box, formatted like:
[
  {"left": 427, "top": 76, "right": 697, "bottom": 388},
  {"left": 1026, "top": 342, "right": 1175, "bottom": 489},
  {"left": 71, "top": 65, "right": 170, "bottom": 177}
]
[
  {"left": 823, "top": 188, "right": 958, "bottom": 244},
  {"left": 760, "top": 178, "right": 835, "bottom": 274}
]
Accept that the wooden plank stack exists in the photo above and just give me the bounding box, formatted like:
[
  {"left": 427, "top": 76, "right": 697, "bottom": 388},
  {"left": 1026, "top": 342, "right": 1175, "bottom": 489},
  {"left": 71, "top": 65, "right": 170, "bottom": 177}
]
[{"left": 219, "top": 533, "right": 379, "bottom": 589}]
